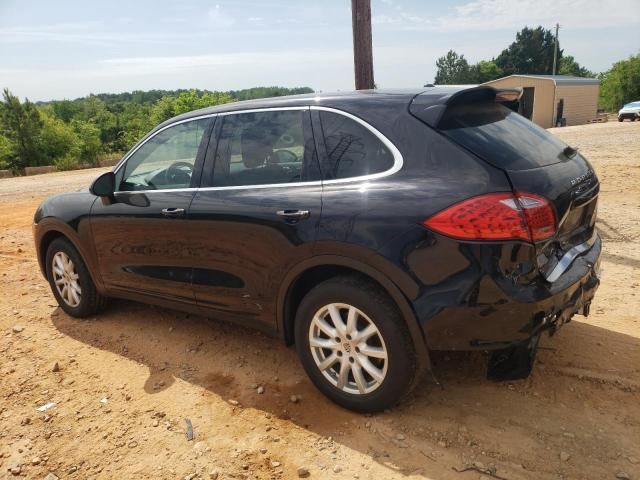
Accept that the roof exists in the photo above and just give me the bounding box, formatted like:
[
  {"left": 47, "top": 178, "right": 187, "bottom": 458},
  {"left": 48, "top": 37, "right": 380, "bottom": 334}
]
[
  {"left": 157, "top": 85, "right": 510, "bottom": 130},
  {"left": 487, "top": 74, "right": 600, "bottom": 86},
  {"left": 162, "top": 88, "right": 428, "bottom": 127}
]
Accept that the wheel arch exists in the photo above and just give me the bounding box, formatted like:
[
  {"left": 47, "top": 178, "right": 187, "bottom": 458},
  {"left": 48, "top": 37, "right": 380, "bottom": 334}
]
[
  {"left": 38, "top": 230, "right": 66, "bottom": 276},
  {"left": 278, "top": 255, "right": 430, "bottom": 372},
  {"left": 35, "top": 219, "right": 104, "bottom": 291}
]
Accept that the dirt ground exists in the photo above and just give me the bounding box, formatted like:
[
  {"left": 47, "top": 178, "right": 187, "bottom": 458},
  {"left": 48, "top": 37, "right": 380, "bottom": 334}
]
[{"left": 1, "top": 121, "right": 639, "bottom": 480}]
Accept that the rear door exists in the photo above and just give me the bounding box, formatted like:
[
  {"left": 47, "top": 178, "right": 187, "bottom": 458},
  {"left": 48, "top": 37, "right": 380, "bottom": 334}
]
[
  {"left": 188, "top": 107, "right": 322, "bottom": 331},
  {"left": 90, "top": 116, "right": 213, "bottom": 303},
  {"left": 432, "top": 101, "right": 599, "bottom": 278}
]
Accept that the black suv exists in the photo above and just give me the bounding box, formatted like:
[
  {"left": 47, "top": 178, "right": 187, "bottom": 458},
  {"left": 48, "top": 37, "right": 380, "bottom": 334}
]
[{"left": 33, "top": 87, "right": 601, "bottom": 412}]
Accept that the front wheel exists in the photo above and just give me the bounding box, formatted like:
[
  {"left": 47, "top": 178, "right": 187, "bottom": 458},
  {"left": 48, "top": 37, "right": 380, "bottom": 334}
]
[
  {"left": 45, "top": 237, "right": 106, "bottom": 317},
  {"left": 295, "top": 275, "right": 418, "bottom": 412}
]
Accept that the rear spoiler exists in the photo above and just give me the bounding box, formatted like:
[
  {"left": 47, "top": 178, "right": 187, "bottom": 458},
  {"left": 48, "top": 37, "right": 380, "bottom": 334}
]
[{"left": 409, "top": 86, "right": 523, "bottom": 128}]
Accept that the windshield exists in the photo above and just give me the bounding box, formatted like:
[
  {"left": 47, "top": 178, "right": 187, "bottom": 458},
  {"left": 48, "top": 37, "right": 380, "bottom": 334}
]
[
  {"left": 438, "top": 102, "right": 570, "bottom": 170},
  {"left": 623, "top": 102, "right": 640, "bottom": 108}
]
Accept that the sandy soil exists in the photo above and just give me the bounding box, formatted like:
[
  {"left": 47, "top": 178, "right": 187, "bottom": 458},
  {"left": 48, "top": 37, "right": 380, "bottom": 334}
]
[{"left": 1, "top": 122, "right": 639, "bottom": 480}]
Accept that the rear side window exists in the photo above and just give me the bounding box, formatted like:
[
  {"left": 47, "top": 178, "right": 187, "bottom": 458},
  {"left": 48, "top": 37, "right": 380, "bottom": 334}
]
[
  {"left": 438, "top": 103, "right": 569, "bottom": 170},
  {"left": 319, "top": 111, "right": 394, "bottom": 179}
]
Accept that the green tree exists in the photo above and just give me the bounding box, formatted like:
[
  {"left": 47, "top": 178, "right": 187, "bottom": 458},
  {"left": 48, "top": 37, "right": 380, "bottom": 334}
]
[
  {"left": 229, "top": 86, "right": 313, "bottom": 101},
  {"left": 72, "top": 120, "right": 102, "bottom": 165},
  {"left": 0, "top": 88, "right": 45, "bottom": 170},
  {"left": 599, "top": 54, "right": 640, "bottom": 111},
  {"left": 434, "top": 50, "right": 473, "bottom": 84},
  {"left": 495, "top": 26, "right": 560, "bottom": 75},
  {"left": 79, "top": 95, "right": 119, "bottom": 150},
  {"left": 558, "top": 55, "right": 594, "bottom": 77},
  {"left": 114, "top": 103, "right": 153, "bottom": 151},
  {"left": 0, "top": 134, "right": 13, "bottom": 170},
  {"left": 150, "top": 89, "right": 234, "bottom": 124},
  {"left": 50, "top": 100, "right": 80, "bottom": 123},
  {"left": 39, "top": 112, "right": 81, "bottom": 168},
  {"left": 470, "top": 60, "right": 504, "bottom": 83}
]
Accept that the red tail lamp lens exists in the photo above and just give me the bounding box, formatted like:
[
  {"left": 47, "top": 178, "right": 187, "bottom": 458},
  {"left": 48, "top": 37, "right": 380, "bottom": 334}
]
[
  {"left": 423, "top": 192, "right": 556, "bottom": 242},
  {"left": 514, "top": 193, "right": 557, "bottom": 241}
]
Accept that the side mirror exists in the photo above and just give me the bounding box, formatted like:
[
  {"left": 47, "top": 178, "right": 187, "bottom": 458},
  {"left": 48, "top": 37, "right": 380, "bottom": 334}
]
[{"left": 90, "top": 171, "right": 115, "bottom": 198}]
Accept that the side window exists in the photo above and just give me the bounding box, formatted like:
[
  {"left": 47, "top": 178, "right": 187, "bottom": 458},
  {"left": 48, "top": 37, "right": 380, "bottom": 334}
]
[
  {"left": 213, "top": 110, "right": 314, "bottom": 187},
  {"left": 119, "top": 118, "right": 210, "bottom": 191},
  {"left": 319, "top": 111, "right": 394, "bottom": 180}
]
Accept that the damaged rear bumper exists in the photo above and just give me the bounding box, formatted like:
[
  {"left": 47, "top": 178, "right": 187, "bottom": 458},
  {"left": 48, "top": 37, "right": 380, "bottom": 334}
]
[{"left": 420, "top": 235, "right": 602, "bottom": 351}]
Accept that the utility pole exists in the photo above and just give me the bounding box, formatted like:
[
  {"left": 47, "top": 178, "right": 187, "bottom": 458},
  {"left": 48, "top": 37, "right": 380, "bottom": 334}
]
[
  {"left": 351, "top": 0, "right": 375, "bottom": 90},
  {"left": 552, "top": 23, "right": 560, "bottom": 75}
]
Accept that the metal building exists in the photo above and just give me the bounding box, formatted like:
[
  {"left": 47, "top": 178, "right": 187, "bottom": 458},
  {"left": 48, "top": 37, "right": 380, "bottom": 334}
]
[{"left": 483, "top": 75, "right": 600, "bottom": 128}]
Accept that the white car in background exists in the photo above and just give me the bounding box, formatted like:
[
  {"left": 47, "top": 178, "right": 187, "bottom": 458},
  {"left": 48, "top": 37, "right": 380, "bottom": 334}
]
[{"left": 618, "top": 101, "right": 640, "bottom": 121}]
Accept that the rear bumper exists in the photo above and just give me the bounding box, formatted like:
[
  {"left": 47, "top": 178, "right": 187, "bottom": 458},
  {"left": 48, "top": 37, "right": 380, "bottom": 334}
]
[{"left": 417, "top": 235, "right": 602, "bottom": 350}]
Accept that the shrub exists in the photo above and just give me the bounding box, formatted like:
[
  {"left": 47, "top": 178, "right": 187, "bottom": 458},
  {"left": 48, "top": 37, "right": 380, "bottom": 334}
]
[
  {"left": 72, "top": 120, "right": 102, "bottom": 165},
  {"left": 0, "top": 135, "right": 13, "bottom": 170},
  {"left": 39, "top": 112, "right": 81, "bottom": 165},
  {"left": 54, "top": 154, "right": 80, "bottom": 171}
]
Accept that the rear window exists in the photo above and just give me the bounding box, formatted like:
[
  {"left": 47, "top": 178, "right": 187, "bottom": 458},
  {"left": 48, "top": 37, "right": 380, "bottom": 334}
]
[{"left": 438, "top": 102, "right": 568, "bottom": 170}]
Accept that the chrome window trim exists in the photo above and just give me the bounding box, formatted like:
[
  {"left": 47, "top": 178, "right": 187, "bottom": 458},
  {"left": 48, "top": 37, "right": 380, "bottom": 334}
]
[
  {"left": 112, "top": 105, "right": 403, "bottom": 194},
  {"left": 114, "top": 188, "right": 199, "bottom": 195},
  {"left": 217, "top": 106, "right": 309, "bottom": 116},
  {"left": 309, "top": 106, "right": 403, "bottom": 185}
]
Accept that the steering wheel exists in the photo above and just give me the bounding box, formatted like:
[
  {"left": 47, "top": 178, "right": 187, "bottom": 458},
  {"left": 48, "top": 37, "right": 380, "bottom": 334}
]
[
  {"left": 165, "top": 161, "right": 193, "bottom": 185},
  {"left": 271, "top": 149, "right": 298, "bottom": 164}
]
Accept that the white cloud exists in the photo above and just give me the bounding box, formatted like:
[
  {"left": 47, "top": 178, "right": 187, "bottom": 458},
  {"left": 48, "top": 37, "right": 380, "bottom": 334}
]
[
  {"left": 373, "top": 0, "right": 640, "bottom": 32},
  {"left": 208, "top": 4, "right": 235, "bottom": 28},
  {"left": 97, "top": 50, "right": 351, "bottom": 77},
  {"left": 247, "top": 17, "right": 264, "bottom": 26},
  {"left": 161, "top": 17, "right": 187, "bottom": 24},
  {"left": 0, "top": 23, "right": 185, "bottom": 46}
]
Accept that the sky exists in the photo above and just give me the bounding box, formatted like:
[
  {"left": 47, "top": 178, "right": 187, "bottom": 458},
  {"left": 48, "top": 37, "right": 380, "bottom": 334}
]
[{"left": 1, "top": 0, "right": 639, "bottom": 101}]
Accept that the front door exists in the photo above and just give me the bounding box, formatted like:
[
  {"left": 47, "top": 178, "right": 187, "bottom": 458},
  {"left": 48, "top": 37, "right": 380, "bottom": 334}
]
[
  {"left": 188, "top": 108, "right": 322, "bottom": 331},
  {"left": 90, "top": 117, "right": 213, "bottom": 305}
]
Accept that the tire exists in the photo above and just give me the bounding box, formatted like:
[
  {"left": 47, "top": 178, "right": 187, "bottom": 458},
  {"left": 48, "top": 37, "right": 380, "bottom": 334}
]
[
  {"left": 45, "top": 237, "right": 106, "bottom": 317},
  {"left": 618, "top": 116, "right": 624, "bottom": 122},
  {"left": 294, "top": 275, "right": 418, "bottom": 412}
]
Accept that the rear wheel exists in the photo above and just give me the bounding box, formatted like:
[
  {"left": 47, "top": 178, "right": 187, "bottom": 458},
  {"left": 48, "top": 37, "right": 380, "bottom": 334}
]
[
  {"left": 45, "top": 237, "right": 106, "bottom": 317},
  {"left": 295, "top": 275, "right": 418, "bottom": 412}
]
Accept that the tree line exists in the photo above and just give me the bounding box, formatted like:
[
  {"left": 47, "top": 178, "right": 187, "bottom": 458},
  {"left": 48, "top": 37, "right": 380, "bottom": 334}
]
[
  {"left": 433, "top": 27, "right": 592, "bottom": 84},
  {"left": 433, "top": 26, "right": 640, "bottom": 112},
  {"left": 0, "top": 86, "right": 312, "bottom": 173}
]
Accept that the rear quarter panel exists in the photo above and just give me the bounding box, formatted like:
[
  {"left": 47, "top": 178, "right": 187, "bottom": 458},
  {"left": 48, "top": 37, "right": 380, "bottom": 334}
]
[{"left": 316, "top": 109, "right": 514, "bottom": 285}]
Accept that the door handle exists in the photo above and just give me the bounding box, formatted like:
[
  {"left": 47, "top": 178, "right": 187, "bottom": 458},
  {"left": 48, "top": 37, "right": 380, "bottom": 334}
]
[
  {"left": 277, "top": 209, "right": 310, "bottom": 220},
  {"left": 161, "top": 207, "right": 185, "bottom": 218}
]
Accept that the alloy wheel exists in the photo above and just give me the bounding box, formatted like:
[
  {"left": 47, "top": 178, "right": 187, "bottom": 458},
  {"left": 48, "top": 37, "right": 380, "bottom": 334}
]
[
  {"left": 308, "top": 303, "right": 388, "bottom": 394},
  {"left": 52, "top": 251, "right": 82, "bottom": 308}
]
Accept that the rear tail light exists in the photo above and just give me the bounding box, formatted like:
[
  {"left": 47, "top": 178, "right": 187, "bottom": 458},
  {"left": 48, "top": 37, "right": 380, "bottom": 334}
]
[{"left": 423, "top": 192, "right": 556, "bottom": 242}]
